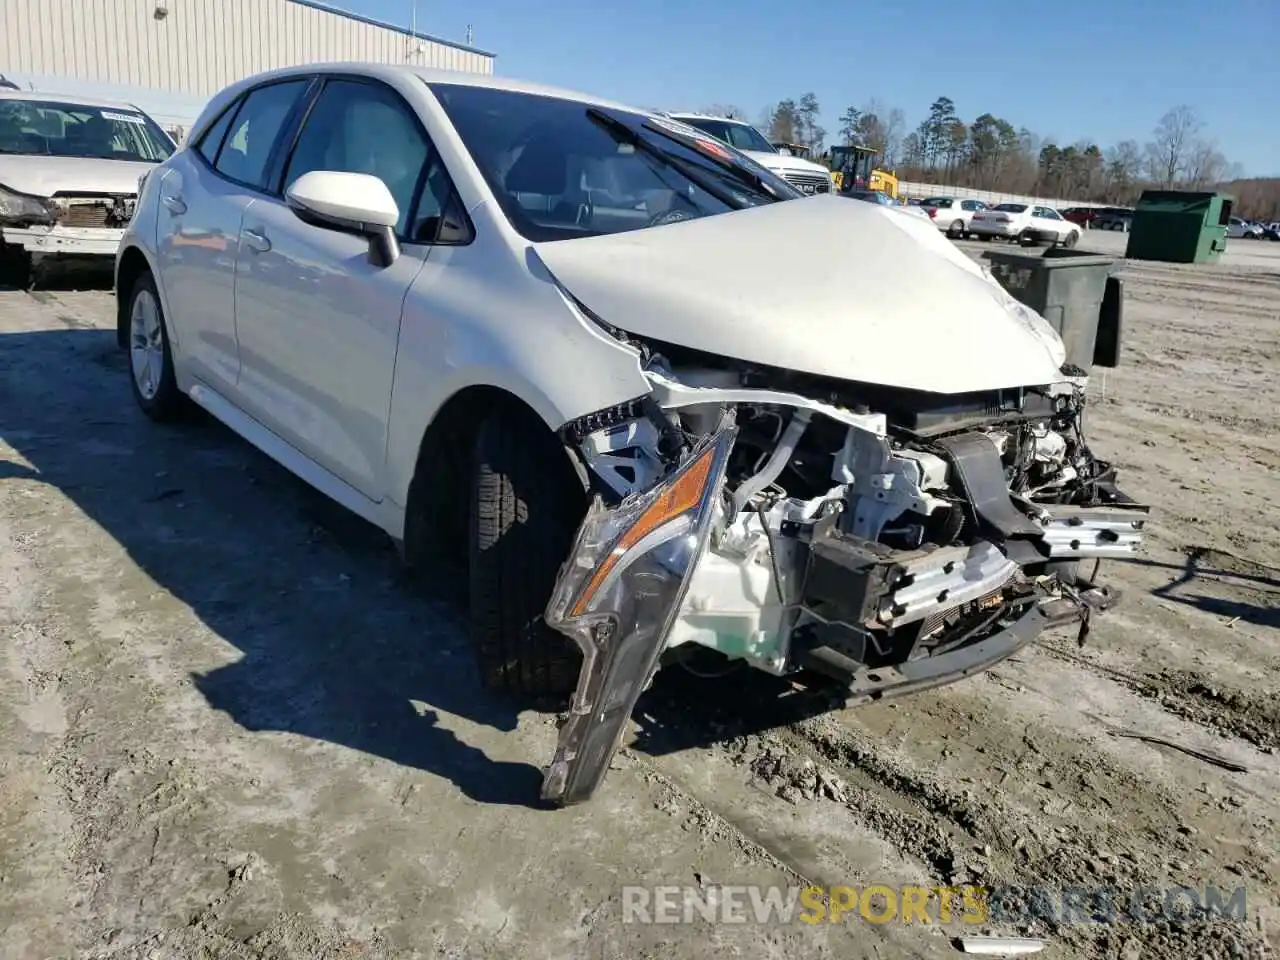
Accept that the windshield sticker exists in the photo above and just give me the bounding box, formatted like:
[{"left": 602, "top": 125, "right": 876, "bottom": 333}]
[{"left": 100, "top": 110, "right": 147, "bottom": 125}]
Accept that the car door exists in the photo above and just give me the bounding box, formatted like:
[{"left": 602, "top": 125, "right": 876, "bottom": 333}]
[
  {"left": 153, "top": 78, "right": 310, "bottom": 394},
  {"left": 231, "top": 76, "right": 439, "bottom": 501},
  {"left": 960, "top": 199, "right": 984, "bottom": 225},
  {"left": 1031, "top": 206, "right": 1057, "bottom": 237},
  {"left": 1038, "top": 206, "right": 1070, "bottom": 238}
]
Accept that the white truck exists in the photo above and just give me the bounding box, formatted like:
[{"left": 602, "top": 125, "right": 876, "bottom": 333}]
[{"left": 664, "top": 112, "right": 835, "bottom": 196}]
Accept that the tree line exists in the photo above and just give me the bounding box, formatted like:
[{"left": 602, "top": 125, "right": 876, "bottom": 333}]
[{"left": 700, "top": 96, "right": 1277, "bottom": 221}]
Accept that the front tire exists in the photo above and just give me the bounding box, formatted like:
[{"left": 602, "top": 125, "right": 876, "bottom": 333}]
[
  {"left": 468, "top": 411, "right": 587, "bottom": 702},
  {"left": 126, "top": 271, "right": 183, "bottom": 421},
  {"left": 1062, "top": 230, "right": 1079, "bottom": 248},
  {"left": 947, "top": 219, "right": 965, "bottom": 239}
]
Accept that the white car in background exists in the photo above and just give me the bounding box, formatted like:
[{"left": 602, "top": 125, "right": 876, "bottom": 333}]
[
  {"left": 114, "top": 64, "right": 1144, "bottom": 807},
  {"left": 919, "top": 196, "right": 988, "bottom": 238},
  {"left": 0, "top": 90, "right": 175, "bottom": 284},
  {"left": 967, "top": 202, "right": 1082, "bottom": 247},
  {"left": 844, "top": 187, "right": 933, "bottom": 222},
  {"left": 664, "top": 112, "right": 835, "bottom": 196},
  {"left": 1225, "top": 217, "right": 1263, "bottom": 239}
]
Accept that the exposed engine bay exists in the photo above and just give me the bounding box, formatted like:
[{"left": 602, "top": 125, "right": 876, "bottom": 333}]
[{"left": 542, "top": 340, "right": 1149, "bottom": 805}]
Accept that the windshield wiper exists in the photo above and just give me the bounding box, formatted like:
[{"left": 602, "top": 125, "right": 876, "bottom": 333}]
[
  {"left": 586, "top": 108, "right": 769, "bottom": 209},
  {"left": 636, "top": 116, "right": 790, "bottom": 201}
]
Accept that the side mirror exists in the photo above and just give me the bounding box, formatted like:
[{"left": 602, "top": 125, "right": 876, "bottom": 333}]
[{"left": 285, "top": 170, "right": 401, "bottom": 267}]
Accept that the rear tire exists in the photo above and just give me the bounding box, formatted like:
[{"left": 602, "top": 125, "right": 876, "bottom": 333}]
[
  {"left": 468, "top": 410, "right": 587, "bottom": 703},
  {"left": 1018, "top": 229, "right": 1038, "bottom": 247},
  {"left": 126, "top": 271, "right": 184, "bottom": 422},
  {"left": 947, "top": 219, "right": 965, "bottom": 239}
]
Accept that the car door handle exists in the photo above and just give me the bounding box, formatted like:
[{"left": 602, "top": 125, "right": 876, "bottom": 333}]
[
  {"left": 162, "top": 194, "right": 187, "bottom": 215},
  {"left": 242, "top": 228, "right": 271, "bottom": 253}
]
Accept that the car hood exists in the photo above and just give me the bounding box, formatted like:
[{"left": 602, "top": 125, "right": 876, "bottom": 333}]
[
  {"left": 0, "top": 155, "right": 157, "bottom": 197},
  {"left": 742, "top": 150, "right": 832, "bottom": 178},
  {"left": 533, "top": 194, "right": 1068, "bottom": 394}
]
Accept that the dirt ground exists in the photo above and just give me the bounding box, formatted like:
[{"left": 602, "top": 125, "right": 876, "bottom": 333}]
[{"left": 1, "top": 233, "right": 1278, "bottom": 960}]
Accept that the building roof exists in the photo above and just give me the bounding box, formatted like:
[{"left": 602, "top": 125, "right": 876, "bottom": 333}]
[{"left": 288, "top": 0, "right": 495, "bottom": 58}]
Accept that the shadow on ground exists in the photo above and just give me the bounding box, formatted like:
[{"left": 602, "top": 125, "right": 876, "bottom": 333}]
[
  {"left": 0, "top": 255, "right": 116, "bottom": 293},
  {"left": 1133, "top": 547, "right": 1280, "bottom": 629},
  {"left": 0, "top": 325, "right": 906, "bottom": 803},
  {"left": 0, "top": 326, "right": 548, "bottom": 806}
]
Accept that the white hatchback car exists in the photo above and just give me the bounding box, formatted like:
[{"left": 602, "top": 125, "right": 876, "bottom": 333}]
[
  {"left": 967, "top": 202, "right": 1082, "bottom": 246},
  {"left": 115, "top": 64, "right": 1145, "bottom": 806}
]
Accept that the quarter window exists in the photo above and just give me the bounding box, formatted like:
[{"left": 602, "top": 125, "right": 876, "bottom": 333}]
[
  {"left": 282, "top": 79, "right": 431, "bottom": 238},
  {"left": 214, "top": 80, "right": 308, "bottom": 190},
  {"left": 195, "top": 101, "right": 238, "bottom": 165}
]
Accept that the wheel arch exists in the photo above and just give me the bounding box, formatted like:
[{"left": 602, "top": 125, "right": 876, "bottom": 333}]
[
  {"left": 115, "top": 245, "right": 158, "bottom": 349},
  {"left": 401, "top": 382, "right": 586, "bottom": 567}
]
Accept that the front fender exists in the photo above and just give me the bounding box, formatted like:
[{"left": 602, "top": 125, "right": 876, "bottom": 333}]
[{"left": 384, "top": 243, "right": 652, "bottom": 510}]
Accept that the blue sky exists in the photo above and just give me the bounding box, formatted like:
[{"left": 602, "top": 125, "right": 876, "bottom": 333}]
[{"left": 357, "top": 0, "right": 1278, "bottom": 176}]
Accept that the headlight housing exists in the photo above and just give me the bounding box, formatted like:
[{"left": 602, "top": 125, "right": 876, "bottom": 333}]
[
  {"left": 541, "top": 419, "right": 737, "bottom": 805},
  {"left": 0, "top": 184, "right": 56, "bottom": 224}
]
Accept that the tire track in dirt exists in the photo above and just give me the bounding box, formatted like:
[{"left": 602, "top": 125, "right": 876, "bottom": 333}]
[
  {"left": 636, "top": 653, "right": 1275, "bottom": 959},
  {"left": 1040, "top": 642, "right": 1280, "bottom": 752}
]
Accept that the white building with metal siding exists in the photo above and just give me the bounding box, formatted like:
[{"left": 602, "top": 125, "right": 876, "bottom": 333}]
[{"left": 0, "top": 0, "right": 494, "bottom": 135}]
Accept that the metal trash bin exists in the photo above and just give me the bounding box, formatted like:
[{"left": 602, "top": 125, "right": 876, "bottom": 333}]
[
  {"left": 1124, "top": 189, "right": 1231, "bottom": 264},
  {"left": 983, "top": 247, "right": 1123, "bottom": 371}
]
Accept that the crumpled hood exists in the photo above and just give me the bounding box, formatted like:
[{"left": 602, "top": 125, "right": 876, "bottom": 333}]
[
  {"left": 533, "top": 194, "right": 1067, "bottom": 394},
  {"left": 0, "top": 155, "right": 156, "bottom": 197}
]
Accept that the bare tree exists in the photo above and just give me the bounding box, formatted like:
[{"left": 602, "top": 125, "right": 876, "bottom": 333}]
[
  {"left": 867, "top": 102, "right": 905, "bottom": 169},
  {"left": 1185, "top": 139, "right": 1227, "bottom": 188},
  {"left": 1104, "top": 140, "right": 1142, "bottom": 202},
  {"left": 1147, "top": 105, "right": 1201, "bottom": 186},
  {"left": 701, "top": 103, "right": 746, "bottom": 120}
]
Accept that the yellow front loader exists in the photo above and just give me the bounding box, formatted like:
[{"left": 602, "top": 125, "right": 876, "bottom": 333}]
[{"left": 829, "top": 144, "right": 900, "bottom": 201}]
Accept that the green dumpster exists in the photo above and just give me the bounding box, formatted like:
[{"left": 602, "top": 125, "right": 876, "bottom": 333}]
[
  {"left": 1124, "top": 190, "right": 1232, "bottom": 264},
  {"left": 983, "top": 247, "right": 1123, "bottom": 371}
]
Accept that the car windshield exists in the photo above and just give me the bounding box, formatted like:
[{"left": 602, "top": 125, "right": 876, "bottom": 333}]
[
  {"left": 922, "top": 197, "right": 952, "bottom": 208},
  {"left": 0, "top": 98, "right": 173, "bottom": 162},
  {"left": 674, "top": 117, "right": 777, "bottom": 153},
  {"left": 993, "top": 203, "right": 1028, "bottom": 213},
  {"left": 429, "top": 83, "right": 799, "bottom": 243}
]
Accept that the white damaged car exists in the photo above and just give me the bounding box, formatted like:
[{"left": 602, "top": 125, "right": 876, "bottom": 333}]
[
  {"left": 0, "top": 90, "right": 175, "bottom": 284},
  {"left": 114, "top": 65, "right": 1149, "bottom": 806}
]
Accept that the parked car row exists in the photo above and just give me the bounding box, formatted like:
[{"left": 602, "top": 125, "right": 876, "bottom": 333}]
[
  {"left": 892, "top": 195, "right": 1084, "bottom": 247},
  {"left": 1061, "top": 206, "right": 1134, "bottom": 232},
  {"left": 3, "top": 66, "right": 1146, "bottom": 808},
  {"left": 1226, "top": 216, "right": 1274, "bottom": 239},
  {"left": 967, "top": 202, "right": 1083, "bottom": 246}
]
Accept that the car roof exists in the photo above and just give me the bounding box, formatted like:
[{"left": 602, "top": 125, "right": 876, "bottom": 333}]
[
  {"left": 0, "top": 88, "right": 145, "bottom": 111},
  {"left": 212, "top": 63, "right": 645, "bottom": 115}
]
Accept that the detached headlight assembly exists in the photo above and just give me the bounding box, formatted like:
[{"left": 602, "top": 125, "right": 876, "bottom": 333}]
[
  {"left": 541, "top": 419, "right": 737, "bottom": 806},
  {"left": 0, "top": 184, "right": 56, "bottom": 224}
]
